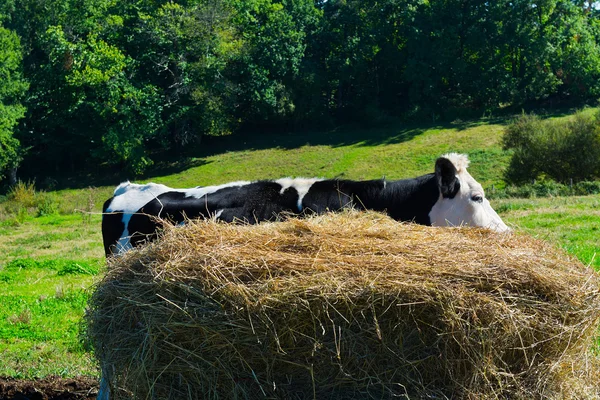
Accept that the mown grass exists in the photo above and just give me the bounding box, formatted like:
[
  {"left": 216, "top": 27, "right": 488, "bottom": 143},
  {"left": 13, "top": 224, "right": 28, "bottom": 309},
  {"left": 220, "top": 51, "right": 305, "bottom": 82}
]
[
  {"left": 496, "top": 195, "right": 600, "bottom": 270},
  {"left": 0, "top": 110, "right": 599, "bottom": 379},
  {"left": 0, "top": 258, "right": 100, "bottom": 378},
  {"left": 0, "top": 194, "right": 104, "bottom": 378},
  {"left": 0, "top": 214, "right": 103, "bottom": 260}
]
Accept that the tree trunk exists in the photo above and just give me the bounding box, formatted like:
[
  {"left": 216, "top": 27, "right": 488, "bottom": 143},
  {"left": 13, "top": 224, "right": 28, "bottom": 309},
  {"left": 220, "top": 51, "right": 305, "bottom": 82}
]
[{"left": 8, "top": 167, "right": 17, "bottom": 185}]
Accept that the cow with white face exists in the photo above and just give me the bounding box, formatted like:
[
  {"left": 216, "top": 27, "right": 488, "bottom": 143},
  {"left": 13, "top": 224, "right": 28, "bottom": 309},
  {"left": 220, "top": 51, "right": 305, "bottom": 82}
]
[
  {"left": 101, "top": 153, "right": 509, "bottom": 256},
  {"left": 429, "top": 153, "right": 508, "bottom": 232}
]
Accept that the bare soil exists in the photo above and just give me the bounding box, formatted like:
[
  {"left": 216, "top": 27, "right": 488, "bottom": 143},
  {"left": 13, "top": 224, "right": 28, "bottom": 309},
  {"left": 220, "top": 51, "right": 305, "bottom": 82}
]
[{"left": 0, "top": 377, "right": 98, "bottom": 400}]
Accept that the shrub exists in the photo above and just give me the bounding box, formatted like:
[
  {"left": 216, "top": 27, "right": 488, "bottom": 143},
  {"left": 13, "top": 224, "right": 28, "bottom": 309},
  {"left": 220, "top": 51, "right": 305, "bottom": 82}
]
[
  {"left": 35, "top": 193, "right": 58, "bottom": 217},
  {"left": 574, "top": 180, "right": 600, "bottom": 195},
  {"left": 488, "top": 180, "right": 600, "bottom": 199},
  {"left": 13, "top": 207, "right": 29, "bottom": 225},
  {"left": 503, "top": 111, "right": 600, "bottom": 183},
  {"left": 3, "top": 180, "right": 60, "bottom": 218},
  {"left": 7, "top": 180, "right": 36, "bottom": 208}
]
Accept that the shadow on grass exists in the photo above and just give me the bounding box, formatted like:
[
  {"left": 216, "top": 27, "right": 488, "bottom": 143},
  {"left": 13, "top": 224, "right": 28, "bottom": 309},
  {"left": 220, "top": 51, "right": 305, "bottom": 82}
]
[
  {"left": 25, "top": 158, "right": 212, "bottom": 192},
  {"left": 17, "top": 104, "right": 582, "bottom": 192},
  {"left": 27, "top": 117, "right": 506, "bottom": 192},
  {"left": 139, "top": 107, "right": 578, "bottom": 181},
  {"left": 188, "top": 117, "right": 506, "bottom": 157},
  {"left": 197, "top": 103, "right": 581, "bottom": 158}
]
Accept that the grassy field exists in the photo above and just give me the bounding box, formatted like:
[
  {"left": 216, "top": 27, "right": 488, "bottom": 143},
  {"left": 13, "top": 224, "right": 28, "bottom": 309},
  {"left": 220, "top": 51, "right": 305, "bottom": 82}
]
[
  {"left": 0, "top": 110, "right": 599, "bottom": 379},
  {"left": 496, "top": 195, "right": 600, "bottom": 269},
  {"left": 0, "top": 214, "right": 102, "bottom": 378}
]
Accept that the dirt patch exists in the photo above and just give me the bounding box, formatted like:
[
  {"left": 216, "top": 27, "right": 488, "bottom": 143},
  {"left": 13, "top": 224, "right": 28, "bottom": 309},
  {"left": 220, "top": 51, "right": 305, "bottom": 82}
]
[{"left": 0, "top": 376, "right": 98, "bottom": 400}]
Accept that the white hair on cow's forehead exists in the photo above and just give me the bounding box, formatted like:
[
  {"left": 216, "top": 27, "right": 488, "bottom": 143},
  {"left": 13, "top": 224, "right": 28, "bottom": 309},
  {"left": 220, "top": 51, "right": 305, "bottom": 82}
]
[{"left": 441, "top": 153, "right": 470, "bottom": 173}]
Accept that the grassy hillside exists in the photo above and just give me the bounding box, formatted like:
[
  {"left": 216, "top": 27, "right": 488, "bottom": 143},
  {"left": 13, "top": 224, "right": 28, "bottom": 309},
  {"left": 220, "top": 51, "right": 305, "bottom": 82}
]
[
  {"left": 0, "top": 110, "right": 598, "bottom": 379},
  {"left": 149, "top": 120, "right": 510, "bottom": 189}
]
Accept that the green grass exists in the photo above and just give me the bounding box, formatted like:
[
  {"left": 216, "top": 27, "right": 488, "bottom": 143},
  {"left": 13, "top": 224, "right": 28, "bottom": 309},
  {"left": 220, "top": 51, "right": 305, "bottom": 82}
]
[
  {"left": 0, "top": 214, "right": 103, "bottom": 261},
  {"left": 0, "top": 110, "right": 599, "bottom": 379},
  {"left": 495, "top": 195, "right": 600, "bottom": 270},
  {"left": 0, "top": 258, "right": 99, "bottom": 378},
  {"left": 0, "top": 211, "right": 103, "bottom": 378},
  {"left": 150, "top": 121, "right": 510, "bottom": 189}
]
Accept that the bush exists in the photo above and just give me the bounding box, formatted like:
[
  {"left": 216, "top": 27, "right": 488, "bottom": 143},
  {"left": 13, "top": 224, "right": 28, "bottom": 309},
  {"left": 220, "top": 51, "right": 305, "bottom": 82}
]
[
  {"left": 2, "top": 180, "right": 60, "bottom": 218},
  {"left": 503, "top": 111, "right": 600, "bottom": 183},
  {"left": 35, "top": 193, "right": 58, "bottom": 217},
  {"left": 574, "top": 180, "right": 600, "bottom": 195},
  {"left": 7, "top": 180, "right": 36, "bottom": 208},
  {"left": 488, "top": 180, "right": 600, "bottom": 199}
]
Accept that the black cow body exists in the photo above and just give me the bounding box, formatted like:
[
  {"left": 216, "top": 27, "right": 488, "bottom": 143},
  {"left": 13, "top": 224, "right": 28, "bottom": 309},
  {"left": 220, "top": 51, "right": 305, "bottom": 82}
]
[
  {"left": 102, "top": 176, "right": 439, "bottom": 255},
  {"left": 102, "top": 154, "right": 509, "bottom": 256}
]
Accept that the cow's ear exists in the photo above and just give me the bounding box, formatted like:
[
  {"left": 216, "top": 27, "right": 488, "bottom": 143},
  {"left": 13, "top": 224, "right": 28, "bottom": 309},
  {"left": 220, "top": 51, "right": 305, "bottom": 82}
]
[{"left": 435, "top": 157, "right": 460, "bottom": 198}]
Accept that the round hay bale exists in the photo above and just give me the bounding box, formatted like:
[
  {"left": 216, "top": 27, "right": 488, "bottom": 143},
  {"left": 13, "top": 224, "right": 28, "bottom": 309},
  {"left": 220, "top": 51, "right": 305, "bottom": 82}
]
[{"left": 86, "top": 211, "right": 600, "bottom": 399}]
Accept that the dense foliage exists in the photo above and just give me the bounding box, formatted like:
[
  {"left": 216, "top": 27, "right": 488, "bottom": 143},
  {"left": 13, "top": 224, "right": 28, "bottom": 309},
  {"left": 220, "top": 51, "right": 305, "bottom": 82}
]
[
  {"left": 2, "top": 0, "right": 600, "bottom": 178},
  {"left": 0, "top": 27, "right": 27, "bottom": 182},
  {"left": 503, "top": 110, "right": 600, "bottom": 183}
]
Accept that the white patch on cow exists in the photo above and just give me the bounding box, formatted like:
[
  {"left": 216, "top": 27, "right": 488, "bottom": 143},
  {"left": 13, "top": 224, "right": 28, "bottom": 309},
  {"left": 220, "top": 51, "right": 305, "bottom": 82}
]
[
  {"left": 105, "top": 181, "right": 254, "bottom": 255},
  {"left": 441, "top": 152, "right": 470, "bottom": 173},
  {"left": 183, "top": 181, "right": 252, "bottom": 199},
  {"left": 276, "top": 177, "right": 322, "bottom": 211},
  {"left": 105, "top": 182, "right": 175, "bottom": 255},
  {"left": 111, "top": 212, "right": 138, "bottom": 255},
  {"left": 115, "top": 234, "right": 133, "bottom": 253},
  {"left": 213, "top": 209, "right": 224, "bottom": 220},
  {"left": 429, "top": 154, "right": 510, "bottom": 233},
  {"left": 106, "top": 182, "right": 172, "bottom": 214}
]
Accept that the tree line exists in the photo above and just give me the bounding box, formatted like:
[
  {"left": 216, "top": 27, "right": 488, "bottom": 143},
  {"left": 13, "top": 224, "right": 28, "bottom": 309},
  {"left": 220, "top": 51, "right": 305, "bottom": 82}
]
[{"left": 1, "top": 0, "right": 600, "bottom": 180}]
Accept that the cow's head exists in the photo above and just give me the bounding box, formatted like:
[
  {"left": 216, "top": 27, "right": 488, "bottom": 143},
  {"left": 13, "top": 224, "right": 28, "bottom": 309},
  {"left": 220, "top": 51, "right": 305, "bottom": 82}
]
[{"left": 429, "top": 153, "right": 510, "bottom": 232}]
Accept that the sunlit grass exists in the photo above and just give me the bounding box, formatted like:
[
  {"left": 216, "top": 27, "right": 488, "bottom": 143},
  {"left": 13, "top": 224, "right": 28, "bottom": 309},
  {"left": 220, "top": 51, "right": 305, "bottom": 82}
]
[
  {"left": 494, "top": 195, "right": 600, "bottom": 270},
  {"left": 0, "top": 214, "right": 103, "bottom": 263},
  {"left": 0, "top": 258, "right": 99, "bottom": 378},
  {"left": 0, "top": 205, "right": 103, "bottom": 378},
  {"left": 0, "top": 338, "right": 97, "bottom": 378},
  {"left": 153, "top": 121, "right": 509, "bottom": 189}
]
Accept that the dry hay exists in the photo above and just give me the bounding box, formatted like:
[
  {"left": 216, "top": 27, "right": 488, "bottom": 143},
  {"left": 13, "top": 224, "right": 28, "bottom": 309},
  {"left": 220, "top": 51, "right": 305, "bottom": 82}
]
[{"left": 86, "top": 211, "right": 600, "bottom": 399}]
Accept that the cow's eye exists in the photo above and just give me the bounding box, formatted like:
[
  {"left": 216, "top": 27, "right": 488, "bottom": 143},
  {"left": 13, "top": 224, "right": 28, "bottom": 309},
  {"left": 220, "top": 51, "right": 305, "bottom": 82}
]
[{"left": 471, "top": 194, "right": 483, "bottom": 203}]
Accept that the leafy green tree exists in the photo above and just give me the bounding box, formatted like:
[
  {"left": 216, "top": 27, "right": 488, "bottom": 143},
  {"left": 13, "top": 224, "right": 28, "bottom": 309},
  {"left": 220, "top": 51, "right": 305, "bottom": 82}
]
[
  {"left": 230, "top": 0, "right": 320, "bottom": 126},
  {"left": 546, "top": 1, "right": 600, "bottom": 97},
  {"left": 3, "top": 0, "right": 600, "bottom": 180},
  {"left": 0, "top": 26, "right": 28, "bottom": 183},
  {"left": 5, "top": 0, "right": 241, "bottom": 174},
  {"left": 42, "top": 25, "right": 163, "bottom": 173}
]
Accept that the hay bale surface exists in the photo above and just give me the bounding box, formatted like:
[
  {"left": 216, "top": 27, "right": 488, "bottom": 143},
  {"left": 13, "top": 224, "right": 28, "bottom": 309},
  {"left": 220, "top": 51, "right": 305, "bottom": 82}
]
[{"left": 86, "top": 211, "right": 600, "bottom": 399}]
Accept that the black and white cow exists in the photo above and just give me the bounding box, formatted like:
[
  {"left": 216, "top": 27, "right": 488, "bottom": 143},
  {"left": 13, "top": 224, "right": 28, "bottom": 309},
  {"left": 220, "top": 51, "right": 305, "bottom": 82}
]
[{"left": 102, "top": 153, "right": 509, "bottom": 256}]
